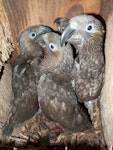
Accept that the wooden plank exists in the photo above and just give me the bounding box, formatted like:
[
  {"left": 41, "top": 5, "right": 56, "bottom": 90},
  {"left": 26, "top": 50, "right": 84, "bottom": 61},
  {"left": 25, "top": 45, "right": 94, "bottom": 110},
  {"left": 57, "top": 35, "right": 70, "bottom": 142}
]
[
  {"left": 3, "top": 0, "right": 100, "bottom": 41},
  {"left": 100, "top": 11, "right": 113, "bottom": 150},
  {"left": 0, "top": 64, "right": 12, "bottom": 124},
  {"left": 100, "top": 1, "right": 113, "bottom": 149},
  {"left": 100, "top": 0, "right": 113, "bottom": 21}
]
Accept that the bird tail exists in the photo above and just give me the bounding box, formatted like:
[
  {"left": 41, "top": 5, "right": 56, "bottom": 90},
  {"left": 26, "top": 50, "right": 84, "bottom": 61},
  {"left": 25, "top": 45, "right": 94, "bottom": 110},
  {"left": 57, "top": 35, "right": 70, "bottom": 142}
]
[{"left": 2, "top": 115, "right": 14, "bottom": 137}]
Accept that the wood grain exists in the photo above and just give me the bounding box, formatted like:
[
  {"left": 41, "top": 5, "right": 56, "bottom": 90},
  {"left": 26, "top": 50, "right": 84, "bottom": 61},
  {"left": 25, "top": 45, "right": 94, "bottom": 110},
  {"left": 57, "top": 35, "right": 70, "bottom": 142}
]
[
  {"left": 100, "top": 0, "right": 113, "bottom": 22},
  {"left": 0, "top": 0, "right": 15, "bottom": 69},
  {"left": 0, "top": 64, "right": 12, "bottom": 123},
  {"left": 2, "top": 0, "right": 100, "bottom": 62},
  {"left": 0, "top": 1, "right": 14, "bottom": 130},
  {"left": 3, "top": 0, "right": 100, "bottom": 44},
  {"left": 100, "top": 11, "right": 113, "bottom": 150}
]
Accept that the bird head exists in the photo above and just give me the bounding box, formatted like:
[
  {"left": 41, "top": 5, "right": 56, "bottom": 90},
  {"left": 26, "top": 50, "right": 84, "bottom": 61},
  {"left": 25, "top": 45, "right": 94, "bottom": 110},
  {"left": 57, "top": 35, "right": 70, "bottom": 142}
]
[
  {"left": 18, "top": 25, "right": 53, "bottom": 56},
  {"left": 54, "top": 17, "right": 69, "bottom": 33},
  {"left": 61, "top": 14, "right": 105, "bottom": 48},
  {"left": 35, "top": 32, "right": 73, "bottom": 75}
]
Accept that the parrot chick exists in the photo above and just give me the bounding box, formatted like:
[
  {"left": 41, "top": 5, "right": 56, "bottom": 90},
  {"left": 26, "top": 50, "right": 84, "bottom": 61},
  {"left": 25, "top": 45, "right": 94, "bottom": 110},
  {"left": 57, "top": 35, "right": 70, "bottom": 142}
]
[
  {"left": 61, "top": 14, "right": 105, "bottom": 129},
  {"left": 54, "top": 17, "right": 69, "bottom": 33},
  {"left": 37, "top": 32, "right": 92, "bottom": 136},
  {"left": 54, "top": 17, "right": 79, "bottom": 61},
  {"left": 2, "top": 25, "right": 53, "bottom": 136}
]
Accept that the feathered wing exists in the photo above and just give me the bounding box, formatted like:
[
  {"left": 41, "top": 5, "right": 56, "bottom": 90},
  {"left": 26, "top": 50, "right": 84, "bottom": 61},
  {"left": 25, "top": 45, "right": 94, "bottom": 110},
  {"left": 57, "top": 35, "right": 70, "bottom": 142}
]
[
  {"left": 38, "top": 73, "right": 91, "bottom": 132},
  {"left": 2, "top": 58, "right": 40, "bottom": 136},
  {"left": 71, "top": 62, "right": 104, "bottom": 101}
]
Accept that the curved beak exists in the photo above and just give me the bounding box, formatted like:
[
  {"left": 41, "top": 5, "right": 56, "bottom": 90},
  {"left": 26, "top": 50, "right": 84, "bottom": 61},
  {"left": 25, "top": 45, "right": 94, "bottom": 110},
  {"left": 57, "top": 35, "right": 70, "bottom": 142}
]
[
  {"left": 54, "top": 17, "right": 68, "bottom": 25},
  {"left": 35, "top": 34, "right": 46, "bottom": 47},
  {"left": 60, "top": 25, "right": 76, "bottom": 46},
  {"left": 54, "top": 18, "right": 61, "bottom": 31},
  {"left": 42, "top": 26, "right": 53, "bottom": 34},
  {"left": 35, "top": 26, "right": 53, "bottom": 47},
  {"left": 54, "top": 17, "right": 61, "bottom": 25}
]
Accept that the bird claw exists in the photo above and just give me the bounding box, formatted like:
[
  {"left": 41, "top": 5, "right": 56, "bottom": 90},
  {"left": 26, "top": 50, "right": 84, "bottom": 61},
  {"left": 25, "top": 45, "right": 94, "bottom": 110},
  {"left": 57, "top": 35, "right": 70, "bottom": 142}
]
[
  {"left": 84, "top": 101, "right": 94, "bottom": 121},
  {"left": 84, "top": 99, "right": 101, "bottom": 130},
  {"left": 74, "top": 60, "right": 80, "bottom": 73}
]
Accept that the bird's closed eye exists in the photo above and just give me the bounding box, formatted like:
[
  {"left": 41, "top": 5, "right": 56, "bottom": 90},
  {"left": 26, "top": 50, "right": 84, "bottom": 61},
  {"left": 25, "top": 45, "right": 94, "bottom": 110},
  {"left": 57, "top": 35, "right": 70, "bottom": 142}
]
[
  {"left": 49, "top": 43, "right": 57, "bottom": 51},
  {"left": 29, "top": 32, "right": 37, "bottom": 39}
]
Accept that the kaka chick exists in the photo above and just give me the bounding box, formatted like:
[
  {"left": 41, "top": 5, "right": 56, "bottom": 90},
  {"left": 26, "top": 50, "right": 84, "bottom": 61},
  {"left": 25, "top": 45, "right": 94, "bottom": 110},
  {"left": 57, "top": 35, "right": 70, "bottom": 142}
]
[
  {"left": 61, "top": 14, "right": 105, "bottom": 129},
  {"left": 36, "top": 32, "right": 91, "bottom": 136},
  {"left": 54, "top": 17, "right": 78, "bottom": 61},
  {"left": 2, "top": 25, "right": 53, "bottom": 136},
  {"left": 54, "top": 17, "right": 69, "bottom": 33}
]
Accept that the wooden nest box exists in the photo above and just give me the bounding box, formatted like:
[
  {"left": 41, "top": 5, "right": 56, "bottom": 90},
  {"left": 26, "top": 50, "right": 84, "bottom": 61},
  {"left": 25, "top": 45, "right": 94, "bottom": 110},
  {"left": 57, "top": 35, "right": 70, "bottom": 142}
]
[{"left": 0, "top": 0, "right": 113, "bottom": 149}]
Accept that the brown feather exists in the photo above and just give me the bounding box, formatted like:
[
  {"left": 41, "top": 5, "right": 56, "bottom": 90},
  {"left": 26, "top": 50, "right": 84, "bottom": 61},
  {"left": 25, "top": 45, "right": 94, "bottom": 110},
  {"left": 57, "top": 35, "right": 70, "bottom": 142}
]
[
  {"left": 2, "top": 25, "right": 53, "bottom": 136},
  {"left": 37, "top": 32, "right": 92, "bottom": 137}
]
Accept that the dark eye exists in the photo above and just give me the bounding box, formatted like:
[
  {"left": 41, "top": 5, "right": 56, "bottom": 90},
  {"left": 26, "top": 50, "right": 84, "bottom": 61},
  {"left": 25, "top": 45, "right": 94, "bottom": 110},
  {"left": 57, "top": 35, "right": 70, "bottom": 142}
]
[
  {"left": 61, "top": 27, "right": 64, "bottom": 33},
  {"left": 87, "top": 25, "right": 92, "bottom": 30},
  {"left": 29, "top": 32, "right": 37, "bottom": 39},
  {"left": 86, "top": 23, "right": 94, "bottom": 32},
  {"left": 49, "top": 43, "right": 57, "bottom": 51},
  {"left": 50, "top": 44, "right": 54, "bottom": 49}
]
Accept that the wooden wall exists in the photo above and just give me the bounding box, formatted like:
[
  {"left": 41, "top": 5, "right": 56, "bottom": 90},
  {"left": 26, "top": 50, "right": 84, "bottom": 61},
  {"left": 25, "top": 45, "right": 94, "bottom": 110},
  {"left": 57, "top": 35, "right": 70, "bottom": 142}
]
[
  {"left": 3, "top": 0, "right": 100, "bottom": 40},
  {"left": 100, "top": 1, "right": 113, "bottom": 149},
  {"left": 100, "top": 0, "right": 113, "bottom": 21},
  {"left": 2, "top": 0, "right": 101, "bottom": 61}
]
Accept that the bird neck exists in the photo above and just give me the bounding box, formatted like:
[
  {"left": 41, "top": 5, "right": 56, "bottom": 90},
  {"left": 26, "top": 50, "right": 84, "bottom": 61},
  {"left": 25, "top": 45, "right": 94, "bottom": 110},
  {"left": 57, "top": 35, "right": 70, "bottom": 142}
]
[
  {"left": 75, "top": 38, "right": 103, "bottom": 61},
  {"left": 39, "top": 48, "right": 74, "bottom": 79}
]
